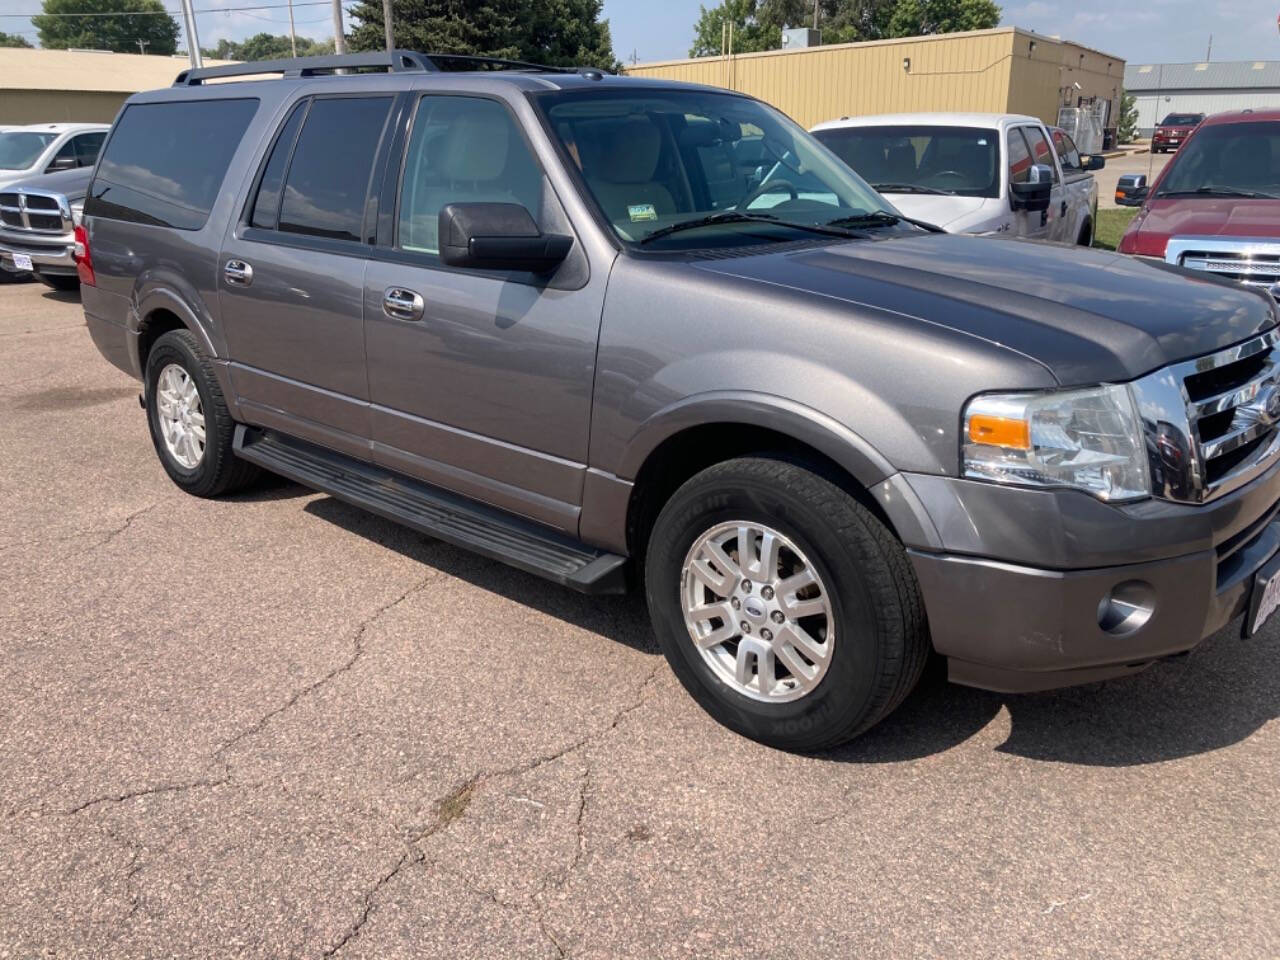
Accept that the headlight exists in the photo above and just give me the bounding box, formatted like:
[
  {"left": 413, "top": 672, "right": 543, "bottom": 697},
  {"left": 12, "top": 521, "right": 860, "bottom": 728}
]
[
  {"left": 71, "top": 201, "right": 84, "bottom": 226},
  {"left": 963, "top": 384, "right": 1150, "bottom": 501}
]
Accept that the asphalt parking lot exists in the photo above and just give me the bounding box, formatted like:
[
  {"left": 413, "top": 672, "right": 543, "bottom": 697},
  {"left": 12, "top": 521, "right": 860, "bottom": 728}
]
[
  {"left": 1, "top": 281, "right": 1277, "bottom": 958},
  {"left": 1097, "top": 147, "right": 1171, "bottom": 209}
]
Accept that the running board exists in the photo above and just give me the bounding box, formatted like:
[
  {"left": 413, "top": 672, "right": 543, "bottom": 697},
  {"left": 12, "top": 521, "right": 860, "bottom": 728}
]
[{"left": 233, "top": 426, "right": 628, "bottom": 595}]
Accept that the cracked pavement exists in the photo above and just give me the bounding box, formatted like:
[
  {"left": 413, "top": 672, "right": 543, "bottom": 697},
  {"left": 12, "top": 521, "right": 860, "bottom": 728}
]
[{"left": 1, "top": 283, "right": 1278, "bottom": 958}]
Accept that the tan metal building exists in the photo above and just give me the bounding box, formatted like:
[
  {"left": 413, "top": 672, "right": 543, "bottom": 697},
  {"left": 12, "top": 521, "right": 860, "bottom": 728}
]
[
  {"left": 0, "top": 49, "right": 234, "bottom": 125},
  {"left": 623, "top": 27, "right": 1125, "bottom": 132}
]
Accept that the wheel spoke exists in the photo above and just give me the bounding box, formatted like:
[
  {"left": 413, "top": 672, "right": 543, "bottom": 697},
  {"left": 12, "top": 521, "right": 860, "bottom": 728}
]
[
  {"left": 687, "top": 601, "right": 738, "bottom": 649},
  {"left": 757, "top": 529, "right": 780, "bottom": 580},
  {"left": 776, "top": 622, "right": 829, "bottom": 665},
  {"left": 782, "top": 595, "right": 827, "bottom": 620},
  {"left": 774, "top": 640, "right": 819, "bottom": 690},
  {"left": 734, "top": 642, "right": 754, "bottom": 687},
  {"left": 756, "top": 646, "right": 775, "bottom": 696},
  {"left": 777, "top": 567, "right": 816, "bottom": 599}
]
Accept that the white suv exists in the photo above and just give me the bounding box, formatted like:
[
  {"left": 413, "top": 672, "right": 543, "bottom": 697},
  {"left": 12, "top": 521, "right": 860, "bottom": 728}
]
[{"left": 0, "top": 123, "right": 110, "bottom": 190}]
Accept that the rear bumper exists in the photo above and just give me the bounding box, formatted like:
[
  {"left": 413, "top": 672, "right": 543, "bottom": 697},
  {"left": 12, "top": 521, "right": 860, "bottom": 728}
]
[{"left": 900, "top": 462, "right": 1280, "bottom": 692}]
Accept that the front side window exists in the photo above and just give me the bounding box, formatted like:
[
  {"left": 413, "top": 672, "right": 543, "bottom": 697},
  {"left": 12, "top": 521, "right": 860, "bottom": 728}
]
[
  {"left": 276, "top": 97, "right": 392, "bottom": 242},
  {"left": 397, "top": 96, "right": 544, "bottom": 255},
  {"left": 534, "top": 88, "right": 900, "bottom": 249},
  {"left": 74, "top": 132, "right": 105, "bottom": 167},
  {"left": 1006, "top": 128, "right": 1032, "bottom": 185},
  {"left": 1154, "top": 121, "right": 1280, "bottom": 200},
  {"left": 1020, "top": 126, "right": 1059, "bottom": 182},
  {"left": 87, "top": 99, "right": 259, "bottom": 230},
  {"left": 0, "top": 132, "right": 55, "bottom": 170},
  {"left": 813, "top": 124, "right": 999, "bottom": 198}
]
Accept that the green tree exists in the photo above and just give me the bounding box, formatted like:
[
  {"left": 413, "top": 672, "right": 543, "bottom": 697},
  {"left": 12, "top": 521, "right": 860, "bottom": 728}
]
[
  {"left": 204, "top": 33, "right": 335, "bottom": 61},
  {"left": 345, "top": 0, "right": 616, "bottom": 71},
  {"left": 1116, "top": 91, "right": 1139, "bottom": 144},
  {"left": 885, "top": 0, "right": 1000, "bottom": 37},
  {"left": 33, "top": 0, "right": 180, "bottom": 54},
  {"left": 0, "top": 32, "right": 33, "bottom": 48}
]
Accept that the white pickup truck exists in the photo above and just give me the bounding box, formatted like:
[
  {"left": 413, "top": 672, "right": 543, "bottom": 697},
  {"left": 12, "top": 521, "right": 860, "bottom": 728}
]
[{"left": 810, "top": 113, "right": 1104, "bottom": 245}]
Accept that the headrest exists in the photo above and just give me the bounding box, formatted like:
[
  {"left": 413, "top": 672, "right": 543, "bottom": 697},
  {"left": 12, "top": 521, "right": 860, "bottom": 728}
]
[
  {"left": 596, "top": 118, "right": 663, "bottom": 184},
  {"left": 441, "top": 111, "right": 510, "bottom": 181}
]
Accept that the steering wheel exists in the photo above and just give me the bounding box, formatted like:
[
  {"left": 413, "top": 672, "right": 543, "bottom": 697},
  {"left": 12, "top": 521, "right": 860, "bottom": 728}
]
[
  {"left": 928, "top": 170, "right": 968, "bottom": 182},
  {"left": 740, "top": 178, "right": 799, "bottom": 209}
]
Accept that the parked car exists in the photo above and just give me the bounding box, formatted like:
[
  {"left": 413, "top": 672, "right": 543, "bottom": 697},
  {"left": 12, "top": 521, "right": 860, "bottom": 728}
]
[
  {"left": 1151, "top": 112, "right": 1204, "bottom": 154},
  {"left": 81, "top": 54, "right": 1280, "bottom": 750},
  {"left": 1117, "top": 110, "right": 1280, "bottom": 295},
  {"left": 809, "top": 112, "right": 1103, "bottom": 244},
  {"left": 0, "top": 166, "right": 92, "bottom": 291}
]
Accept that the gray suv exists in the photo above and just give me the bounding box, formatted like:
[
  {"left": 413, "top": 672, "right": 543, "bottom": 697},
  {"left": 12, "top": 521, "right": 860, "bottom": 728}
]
[{"left": 81, "top": 52, "right": 1280, "bottom": 750}]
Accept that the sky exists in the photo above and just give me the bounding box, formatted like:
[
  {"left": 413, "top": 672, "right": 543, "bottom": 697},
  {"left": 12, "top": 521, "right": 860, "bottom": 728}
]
[{"left": 0, "top": 0, "right": 1275, "bottom": 66}]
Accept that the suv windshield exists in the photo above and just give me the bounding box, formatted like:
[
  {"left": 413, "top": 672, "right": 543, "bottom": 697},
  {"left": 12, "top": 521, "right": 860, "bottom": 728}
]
[
  {"left": 1160, "top": 114, "right": 1203, "bottom": 127},
  {"left": 0, "top": 132, "right": 56, "bottom": 170},
  {"left": 811, "top": 125, "right": 999, "bottom": 198},
  {"left": 1154, "top": 120, "right": 1280, "bottom": 199},
  {"left": 535, "top": 88, "right": 900, "bottom": 249}
]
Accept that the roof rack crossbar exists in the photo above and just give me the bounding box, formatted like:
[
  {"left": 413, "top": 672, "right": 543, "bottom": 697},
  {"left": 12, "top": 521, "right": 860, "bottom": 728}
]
[{"left": 174, "top": 50, "right": 433, "bottom": 86}]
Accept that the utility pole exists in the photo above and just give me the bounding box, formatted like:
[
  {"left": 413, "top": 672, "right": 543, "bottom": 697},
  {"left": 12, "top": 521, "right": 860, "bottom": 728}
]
[
  {"left": 287, "top": 0, "right": 297, "bottom": 57},
  {"left": 1205, "top": 34, "right": 1212, "bottom": 61},
  {"left": 813, "top": 0, "right": 819, "bottom": 30},
  {"left": 382, "top": 0, "right": 394, "bottom": 53},
  {"left": 179, "top": 0, "right": 202, "bottom": 68},
  {"left": 135, "top": 39, "right": 148, "bottom": 55},
  {"left": 331, "top": 0, "right": 347, "bottom": 54}
]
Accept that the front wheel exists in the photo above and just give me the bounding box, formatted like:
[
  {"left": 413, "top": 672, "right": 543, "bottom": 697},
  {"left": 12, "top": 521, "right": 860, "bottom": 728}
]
[{"left": 644, "top": 456, "right": 930, "bottom": 751}]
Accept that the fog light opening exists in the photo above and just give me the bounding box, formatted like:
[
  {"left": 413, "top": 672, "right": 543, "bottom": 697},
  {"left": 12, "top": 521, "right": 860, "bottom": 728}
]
[{"left": 1098, "top": 580, "right": 1156, "bottom": 637}]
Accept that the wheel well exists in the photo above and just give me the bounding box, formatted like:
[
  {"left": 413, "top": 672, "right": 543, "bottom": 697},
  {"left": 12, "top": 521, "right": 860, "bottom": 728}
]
[
  {"left": 1078, "top": 217, "right": 1093, "bottom": 245},
  {"left": 137, "top": 309, "right": 187, "bottom": 374},
  {"left": 625, "top": 423, "right": 896, "bottom": 562}
]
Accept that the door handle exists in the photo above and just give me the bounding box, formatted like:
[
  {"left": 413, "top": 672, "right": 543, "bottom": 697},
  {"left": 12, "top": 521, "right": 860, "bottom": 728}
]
[
  {"left": 224, "top": 259, "right": 253, "bottom": 286},
  {"left": 1060, "top": 200, "right": 1068, "bottom": 217},
  {"left": 383, "top": 287, "right": 424, "bottom": 322}
]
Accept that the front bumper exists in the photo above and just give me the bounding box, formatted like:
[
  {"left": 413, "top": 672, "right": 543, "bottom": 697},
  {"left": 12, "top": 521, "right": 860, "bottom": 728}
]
[
  {"left": 0, "top": 229, "right": 77, "bottom": 277},
  {"left": 900, "top": 459, "right": 1280, "bottom": 692}
]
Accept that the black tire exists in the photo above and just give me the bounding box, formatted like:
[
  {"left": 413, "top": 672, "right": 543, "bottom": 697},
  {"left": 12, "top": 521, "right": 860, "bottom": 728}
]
[
  {"left": 144, "top": 328, "right": 259, "bottom": 498},
  {"left": 644, "top": 456, "right": 930, "bottom": 751},
  {"left": 37, "top": 274, "right": 79, "bottom": 292},
  {"left": 0, "top": 268, "right": 32, "bottom": 284},
  {"left": 1077, "top": 220, "right": 1093, "bottom": 246}
]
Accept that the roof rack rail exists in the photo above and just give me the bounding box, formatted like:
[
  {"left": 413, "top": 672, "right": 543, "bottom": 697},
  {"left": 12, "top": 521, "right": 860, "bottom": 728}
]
[
  {"left": 174, "top": 50, "right": 432, "bottom": 86},
  {"left": 174, "top": 50, "right": 610, "bottom": 86}
]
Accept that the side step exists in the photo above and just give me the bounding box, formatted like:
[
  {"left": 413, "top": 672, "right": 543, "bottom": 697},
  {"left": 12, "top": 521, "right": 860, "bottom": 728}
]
[{"left": 233, "top": 426, "right": 629, "bottom": 595}]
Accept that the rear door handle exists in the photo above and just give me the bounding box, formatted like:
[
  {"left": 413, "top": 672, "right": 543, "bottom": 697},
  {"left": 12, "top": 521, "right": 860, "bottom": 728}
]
[
  {"left": 383, "top": 287, "right": 424, "bottom": 322},
  {"left": 224, "top": 259, "right": 253, "bottom": 286}
]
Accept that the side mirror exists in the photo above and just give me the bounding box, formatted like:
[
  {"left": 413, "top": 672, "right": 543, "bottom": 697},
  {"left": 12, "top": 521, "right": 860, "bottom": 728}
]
[
  {"left": 438, "top": 203, "right": 573, "bottom": 275},
  {"left": 1080, "top": 154, "right": 1106, "bottom": 171},
  {"left": 46, "top": 155, "right": 77, "bottom": 172},
  {"left": 1010, "top": 163, "right": 1053, "bottom": 212},
  {"left": 1115, "top": 174, "right": 1148, "bottom": 207}
]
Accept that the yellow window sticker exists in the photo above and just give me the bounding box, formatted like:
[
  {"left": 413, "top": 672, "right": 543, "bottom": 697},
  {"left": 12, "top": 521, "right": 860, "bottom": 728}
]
[{"left": 628, "top": 203, "right": 658, "bottom": 222}]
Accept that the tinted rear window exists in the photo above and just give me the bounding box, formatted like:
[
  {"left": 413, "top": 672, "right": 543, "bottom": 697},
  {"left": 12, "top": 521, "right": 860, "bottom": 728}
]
[
  {"left": 87, "top": 98, "right": 258, "bottom": 230},
  {"left": 277, "top": 97, "right": 391, "bottom": 242}
]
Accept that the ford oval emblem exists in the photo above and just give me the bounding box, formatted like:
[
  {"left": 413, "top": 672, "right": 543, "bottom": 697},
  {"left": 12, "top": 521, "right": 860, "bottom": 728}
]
[{"left": 1266, "top": 384, "right": 1280, "bottom": 421}]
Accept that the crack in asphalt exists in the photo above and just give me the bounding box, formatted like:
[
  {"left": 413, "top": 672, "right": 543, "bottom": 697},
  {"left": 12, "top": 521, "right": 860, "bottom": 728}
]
[
  {"left": 212, "top": 573, "right": 440, "bottom": 765},
  {"left": 324, "top": 662, "right": 664, "bottom": 958},
  {"left": 0, "top": 502, "right": 157, "bottom": 557},
  {"left": 62, "top": 776, "right": 230, "bottom": 817}
]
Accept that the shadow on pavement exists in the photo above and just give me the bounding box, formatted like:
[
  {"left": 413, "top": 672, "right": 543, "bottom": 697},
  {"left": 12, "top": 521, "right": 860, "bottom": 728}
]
[
  {"left": 298, "top": 493, "right": 1278, "bottom": 767},
  {"left": 304, "top": 494, "right": 658, "bottom": 656}
]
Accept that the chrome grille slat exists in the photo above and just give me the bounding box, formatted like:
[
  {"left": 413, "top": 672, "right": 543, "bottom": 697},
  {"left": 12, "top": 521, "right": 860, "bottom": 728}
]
[
  {"left": 1201, "top": 419, "right": 1275, "bottom": 460},
  {"left": 1191, "top": 361, "right": 1276, "bottom": 418},
  {"left": 1167, "top": 236, "right": 1280, "bottom": 292},
  {"left": 0, "top": 187, "right": 72, "bottom": 236}
]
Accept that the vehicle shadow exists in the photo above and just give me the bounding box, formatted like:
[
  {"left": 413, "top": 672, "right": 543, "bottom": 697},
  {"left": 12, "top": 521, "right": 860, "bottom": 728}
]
[
  {"left": 40, "top": 288, "right": 80, "bottom": 304},
  {"left": 303, "top": 495, "right": 658, "bottom": 656},
  {"left": 300, "top": 493, "right": 1279, "bottom": 766}
]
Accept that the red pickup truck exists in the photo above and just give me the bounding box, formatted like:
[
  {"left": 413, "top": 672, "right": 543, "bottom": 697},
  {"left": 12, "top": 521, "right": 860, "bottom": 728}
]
[
  {"left": 1151, "top": 112, "right": 1204, "bottom": 153},
  {"left": 1118, "top": 110, "right": 1280, "bottom": 296}
]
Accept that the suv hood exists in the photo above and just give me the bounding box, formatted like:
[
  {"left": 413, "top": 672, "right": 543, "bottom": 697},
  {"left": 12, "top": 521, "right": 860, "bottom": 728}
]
[
  {"left": 694, "top": 233, "right": 1276, "bottom": 385},
  {"left": 2, "top": 165, "right": 93, "bottom": 200},
  {"left": 1121, "top": 197, "right": 1280, "bottom": 258}
]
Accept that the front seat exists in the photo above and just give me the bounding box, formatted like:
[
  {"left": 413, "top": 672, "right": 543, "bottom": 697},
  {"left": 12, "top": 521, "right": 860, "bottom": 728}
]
[{"left": 584, "top": 118, "right": 678, "bottom": 223}]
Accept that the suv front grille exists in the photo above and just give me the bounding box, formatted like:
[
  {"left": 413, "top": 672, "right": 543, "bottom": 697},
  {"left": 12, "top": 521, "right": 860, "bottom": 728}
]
[
  {"left": 0, "top": 188, "right": 71, "bottom": 236},
  {"left": 1167, "top": 237, "right": 1280, "bottom": 292},
  {"left": 1134, "top": 330, "right": 1280, "bottom": 503}
]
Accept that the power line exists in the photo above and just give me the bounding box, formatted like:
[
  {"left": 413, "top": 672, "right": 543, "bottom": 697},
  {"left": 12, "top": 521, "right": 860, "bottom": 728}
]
[{"left": 0, "top": 2, "right": 332, "bottom": 17}]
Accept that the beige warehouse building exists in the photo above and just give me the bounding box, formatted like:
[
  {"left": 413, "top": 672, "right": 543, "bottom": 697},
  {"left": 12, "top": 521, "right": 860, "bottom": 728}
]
[
  {"left": 623, "top": 27, "right": 1125, "bottom": 133},
  {"left": 0, "top": 48, "right": 234, "bottom": 124}
]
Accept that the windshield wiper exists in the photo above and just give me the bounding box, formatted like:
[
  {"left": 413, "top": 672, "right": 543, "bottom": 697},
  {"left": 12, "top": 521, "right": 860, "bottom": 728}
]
[
  {"left": 826, "top": 210, "right": 946, "bottom": 234},
  {"left": 1156, "top": 187, "right": 1279, "bottom": 200},
  {"left": 871, "top": 182, "right": 956, "bottom": 196},
  {"left": 637, "top": 211, "right": 865, "bottom": 245}
]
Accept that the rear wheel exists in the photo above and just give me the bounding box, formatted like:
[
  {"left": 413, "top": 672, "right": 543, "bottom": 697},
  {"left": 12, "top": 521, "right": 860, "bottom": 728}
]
[
  {"left": 644, "top": 456, "right": 930, "bottom": 751},
  {"left": 144, "top": 328, "right": 259, "bottom": 497},
  {"left": 1077, "top": 219, "right": 1093, "bottom": 246}
]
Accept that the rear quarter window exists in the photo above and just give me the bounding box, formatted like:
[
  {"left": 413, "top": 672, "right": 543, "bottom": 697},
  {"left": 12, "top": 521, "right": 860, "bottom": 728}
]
[{"left": 87, "top": 98, "right": 259, "bottom": 230}]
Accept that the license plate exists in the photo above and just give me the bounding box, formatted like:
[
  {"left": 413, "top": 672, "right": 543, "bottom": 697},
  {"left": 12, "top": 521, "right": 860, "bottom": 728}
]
[
  {"left": 1246, "top": 553, "right": 1280, "bottom": 636},
  {"left": 11, "top": 253, "right": 32, "bottom": 271}
]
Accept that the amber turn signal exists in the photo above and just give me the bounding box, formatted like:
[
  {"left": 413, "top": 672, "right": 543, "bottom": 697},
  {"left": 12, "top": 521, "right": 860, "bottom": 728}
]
[{"left": 968, "top": 414, "right": 1031, "bottom": 450}]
